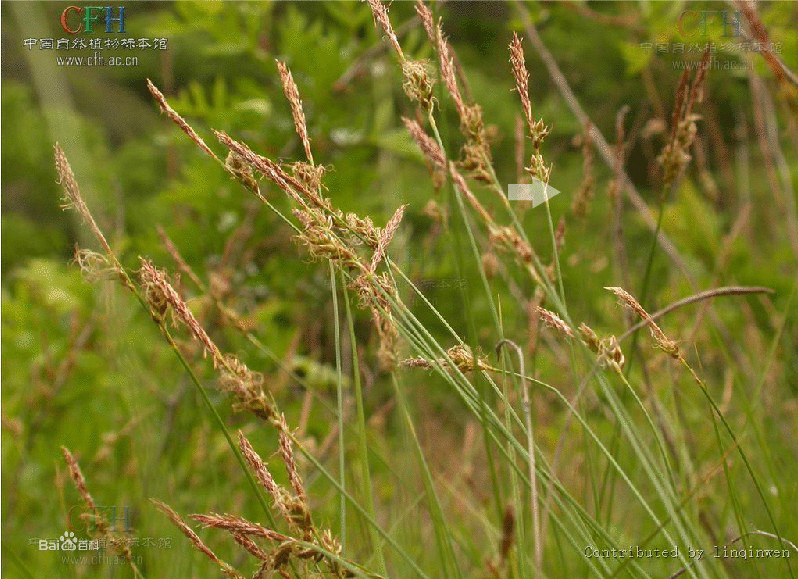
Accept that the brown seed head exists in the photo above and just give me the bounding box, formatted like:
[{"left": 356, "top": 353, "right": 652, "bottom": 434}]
[
  {"left": 190, "top": 512, "right": 288, "bottom": 543},
  {"left": 55, "top": 144, "right": 117, "bottom": 265},
  {"left": 415, "top": 1, "right": 435, "bottom": 43},
  {"left": 403, "top": 116, "right": 446, "bottom": 174},
  {"left": 152, "top": 500, "right": 242, "bottom": 577},
  {"left": 489, "top": 226, "right": 534, "bottom": 265},
  {"left": 276, "top": 60, "right": 313, "bottom": 163},
  {"left": 225, "top": 151, "right": 260, "bottom": 195},
  {"left": 370, "top": 204, "right": 406, "bottom": 273},
  {"left": 534, "top": 307, "right": 574, "bottom": 338},
  {"left": 578, "top": 323, "right": 600, "bottom": 353},
  {"left": 138, "top": 258, "right": 224, "bottom": 366},
  {"left": 147, "top": 79, "right": 220, "bottom": 162},
  {"left": 605, "top": 287, "right": 680, "bottom": 358},
  {"left": 436, "top": 27, "right": 466, "bottom": 119},
  {"left": 61, "top": 447, "right": 98, "bottom": 512},
  {"left": 509, "top": 33, "right": 534, "bottom": 130},
  {"left": 402, "top": 59, "right": 437, "bottom": 109},
  {"left": 367, "top": 0, "right": 404, "bottom": 60}
]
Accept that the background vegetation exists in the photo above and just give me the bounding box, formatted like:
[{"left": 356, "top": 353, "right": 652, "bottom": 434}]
[{"left": 2, "top": 1, "right": 797, "bottom": 578}]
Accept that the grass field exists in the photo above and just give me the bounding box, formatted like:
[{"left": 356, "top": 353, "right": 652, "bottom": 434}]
[{"left": 2, "top": 1, "right": 797, "bottom": 578}]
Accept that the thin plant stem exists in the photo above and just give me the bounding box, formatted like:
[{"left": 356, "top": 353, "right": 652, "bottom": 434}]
[
  {"left": 496, "top": 339, "right": 542, "bottom": 572},
  {"left": 331, "top": 263, "right": 347, "bottom": 552},
  {"left": 341, "top": 272, "right": 387, "bottom": 576},
  {"left": 391, "top": 373, "right": 463, "bottom": 578},
  {"left": 157, "top": 328, "right": 277, "bottom": 528},
  {"left": 626, "top": 198, "right": 667, "bottom": 376}
]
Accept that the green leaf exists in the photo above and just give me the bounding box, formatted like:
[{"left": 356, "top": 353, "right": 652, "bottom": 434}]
[{"left": 618, "top": 40, "right": 654, "bottom": 76}]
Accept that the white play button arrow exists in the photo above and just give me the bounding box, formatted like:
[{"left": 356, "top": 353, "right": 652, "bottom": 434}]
[{"left": 508, "top": 179, "right": 561, "bottom": 207}]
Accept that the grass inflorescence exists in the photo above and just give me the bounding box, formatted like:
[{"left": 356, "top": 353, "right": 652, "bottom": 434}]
[{"left": 45, "top": 2, "right": 796, "bottom": 578}]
